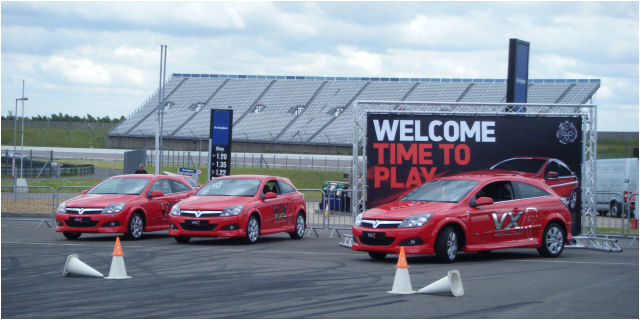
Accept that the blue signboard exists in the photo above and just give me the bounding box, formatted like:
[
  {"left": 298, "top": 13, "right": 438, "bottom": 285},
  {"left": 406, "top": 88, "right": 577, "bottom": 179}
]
[
  {"left": 506, "top": 38, "right": 530, "bottom": 112},
  {"left": 209, "top": 109, "right": 233, "bottom": 179}
]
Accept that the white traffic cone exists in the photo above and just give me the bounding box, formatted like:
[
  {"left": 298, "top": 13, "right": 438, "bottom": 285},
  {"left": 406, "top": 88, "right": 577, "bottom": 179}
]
[
  {"left": 387, "top": 247, "right": 416, "bottom": 294},
  {"left": 418, "top": 270, "right": 464, "bottom": 297},
  {"left": 105, "top": 237, "right": 131, "bottom": 279},
  {"left": 63, "top": 254, "right": 104, "bottom": 278}
]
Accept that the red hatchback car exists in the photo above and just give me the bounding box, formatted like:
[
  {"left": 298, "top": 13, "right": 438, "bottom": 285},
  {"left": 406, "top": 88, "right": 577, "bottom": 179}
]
[
  {"left": 352, "top": 174, "right": 572, "bottom": 263},
  {"left": 168, "top": 175, "right": 307, "bottom": 244},
  {"left": 56, "top": 174, "right": 195, "bottom": 240}
]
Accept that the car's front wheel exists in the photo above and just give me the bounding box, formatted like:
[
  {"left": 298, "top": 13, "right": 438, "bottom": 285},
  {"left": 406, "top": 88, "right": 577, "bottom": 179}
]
[
  {"left": 537, "top": 222, "right": 565, "bottom": 257},
  {"left": 435, "top": 226, "right": 458, "bottom": 263},
  {"left": 609, "top": 201, "right": 622, "bottom": 218},
  {"left": 62, "top": 231, "right": 81, "bottom": 240},
  {"left": 289, "top": 213, "right": 306, "bottom": 239},
  {"left": 125, "top": 213, "right": 145, "bottom": 240},
  {"left": 245, "top": 215, "right": 260, "bottom": 244}
]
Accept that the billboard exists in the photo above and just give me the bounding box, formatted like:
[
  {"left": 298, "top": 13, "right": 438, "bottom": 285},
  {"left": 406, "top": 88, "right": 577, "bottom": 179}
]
[
  {"left": 366, "top": 113, "right": 583, "bottom": 234},
  {"left": 209, "top": 109, "right": 233, "bottom": 179},
  {"left": 506, "top": 38, "right": 530, "bottom": 110}
]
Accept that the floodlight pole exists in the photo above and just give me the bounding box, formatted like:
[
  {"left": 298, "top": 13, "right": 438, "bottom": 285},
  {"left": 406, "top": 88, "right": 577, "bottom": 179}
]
[
  {"left": 20, "top": 80, "right": 26, "bottom": 178},
  {"left": 155, "top": 45, "right": 167, "bottom": 175}
]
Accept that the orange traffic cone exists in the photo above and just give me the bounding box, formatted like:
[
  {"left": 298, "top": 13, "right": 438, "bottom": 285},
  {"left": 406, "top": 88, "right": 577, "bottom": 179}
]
[
  {"left": 387, "top": 247, "right": 415, "bottom": 294},
  {"left": 105, "top": 237, "right": 131, "bottom": 279}
]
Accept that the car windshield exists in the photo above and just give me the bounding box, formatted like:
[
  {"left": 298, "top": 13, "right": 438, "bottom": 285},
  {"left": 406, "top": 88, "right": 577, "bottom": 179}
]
[
  {"left": 87, "top": 177, "right": 150, "bottom": 195},
  {"left": 196, "top": 178, "right": 261, "bottom": 197},
  {"left": 490, "top": 158, "right": 547, "bottom": 173},
  {"left": 401, "top": 179, "right": 480, "bottom": 203}
]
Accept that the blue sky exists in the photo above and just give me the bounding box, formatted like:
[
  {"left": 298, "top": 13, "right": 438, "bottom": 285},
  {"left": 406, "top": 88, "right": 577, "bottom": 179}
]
[{"left": 1, "top": 1, "right": 638, "bottom": 131}]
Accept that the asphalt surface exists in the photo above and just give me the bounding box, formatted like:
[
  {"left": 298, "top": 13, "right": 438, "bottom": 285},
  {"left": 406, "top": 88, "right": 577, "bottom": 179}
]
[{"left": 1, "top": 218, "right": 638, "bottom": 318}]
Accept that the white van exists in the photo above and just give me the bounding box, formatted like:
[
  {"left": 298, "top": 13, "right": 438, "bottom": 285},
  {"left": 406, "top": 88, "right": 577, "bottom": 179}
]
[{"left": 596, "top": 158, "right": 639, "bottom": 217}]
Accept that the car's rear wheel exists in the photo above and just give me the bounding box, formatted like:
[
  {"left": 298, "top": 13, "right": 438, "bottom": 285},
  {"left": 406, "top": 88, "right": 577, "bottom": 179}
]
[
  {"left": 289, "top": 213, "right": 306, "bottom": 239},
  {"left": 610, "top": 201, "right": 622, "bottom": 218},
  {"left": 174, "top": 236, "right": 191, "bottom": 243},
  {"left": 435, "top": 226, "right": 458, "bottom": 263},
  {"left": 368, "top": 252, "right": 387, "bottom": 260},
  {"left": 537, "top": 222, "right": 565, "bottom": 257},
  {"left": 245, "top": 215, "right": 260, "bottom": 244},
  {"left": 62, "top": 231, "right": 81, "bottom": 240},
  {"left": 125, "top": 213, "right": 144, "bottom": 240}
]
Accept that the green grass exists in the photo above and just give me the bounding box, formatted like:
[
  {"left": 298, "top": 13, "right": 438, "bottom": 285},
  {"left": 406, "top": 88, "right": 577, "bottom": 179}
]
[
  {"left": 597, "top": 139, "right": 639, "bottom": 159},
  {"left": 1, "top": 126, "right": 110, "bottom": 148}
]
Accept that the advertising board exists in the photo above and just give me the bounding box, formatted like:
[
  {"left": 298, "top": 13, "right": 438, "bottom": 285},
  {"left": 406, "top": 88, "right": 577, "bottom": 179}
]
[
  {"left": 208, "top": 109, "right": 233, "bottom": 179},
  {"left": 366, "top": 113, "right": 583, "bottom": 234}
]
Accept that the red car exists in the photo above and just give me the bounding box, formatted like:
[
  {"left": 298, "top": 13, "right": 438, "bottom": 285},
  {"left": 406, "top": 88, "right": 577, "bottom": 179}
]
[
  {"left": 168, "top": 175, "right": 307, "bottom": 244},
  {"left": 55, "top": 174, "right": 195, "bottom": 240},
  {"left": 352, "top": 173, "right": 573, "bottom": 263},
  {"left": 484, "top": 157, "right": 579, "bottom": 210}
]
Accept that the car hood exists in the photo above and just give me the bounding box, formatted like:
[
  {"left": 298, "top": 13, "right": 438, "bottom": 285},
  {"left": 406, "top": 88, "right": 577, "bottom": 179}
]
[
  {"left": 64, "top": 194, "right": 139, "bottom": 208},
  {"left": 362, "top": 201, "right": 458, "bottom": 220},
  {"left": 177, "top": 195, "right": 254, "bottom": 210}
]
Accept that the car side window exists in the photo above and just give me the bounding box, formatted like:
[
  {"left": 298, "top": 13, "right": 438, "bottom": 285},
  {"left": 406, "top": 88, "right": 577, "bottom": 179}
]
[
  {"left": 171, "top": 180, "right": 192, "bottom": 193},
  {"left": 277, "top": 180, "right": 295, "bottom": 194},
  {"left": 512, "top": 181, "right": 551, "bottom": 199},
  {"left": 150, "top": 179, "right": 172, "bottom": 195},
  {"left": 545, "top": 161, "right": 561, "bottom": 177},
  {"left": 556, "top": 162, "right": 573, "bottom": 177},
  {"left": 475, "top": 181, "right": 514, "bottom": 203},
  {"left": 263, "top": 180, "right": 279, "bottom": 195}
]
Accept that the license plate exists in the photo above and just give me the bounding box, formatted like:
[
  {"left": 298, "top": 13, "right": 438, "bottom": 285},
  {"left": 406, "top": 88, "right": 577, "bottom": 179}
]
[
  {"left": 366, "top": 232, "right": 377, "bottom": 239},
  {"left": 74, "top": 217, "right": 83, "bottom": 222},
  {"left": 190, "top": 220, "right": 201, "bottom": 225}
]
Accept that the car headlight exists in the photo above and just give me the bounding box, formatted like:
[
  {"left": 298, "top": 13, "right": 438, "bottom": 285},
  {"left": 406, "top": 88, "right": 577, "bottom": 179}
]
[
  {"left": 354, "top": 213, "right": 363, "bottom": 226},
  {"left": 102, "top": 202, "right": 126, "bottom": 214},
  {"left": 57, "top": 202, "right": 66, "bottom": 213},
  {"left": 398, "top": 213, "right": 433, "bottom": 228},
  {"left": 169, "top": 204, "right": 181, "bottom": 216},
  {"left": 221, "top": 204, "right": 243, "bottom": 217}
]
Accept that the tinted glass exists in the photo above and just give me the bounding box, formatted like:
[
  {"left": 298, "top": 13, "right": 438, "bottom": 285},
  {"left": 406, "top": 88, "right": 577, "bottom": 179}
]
[
  {"left": 491, "top": 158, "right": 546, "bottom": 173},
  {"left": 513, "top": 181, "right": 550, "bottom": 199},
  {"left": 475, "top": 181, "right": 514, "bottom": 202},
  {"left": 197, "top": 178, "right": 261, "bottom": 197},
  {"left": 278, "top": 180, "right": 296, "bottom": 194},
  {"left": 88, "top": 178, "right": 150, "bottom": 195},
  {"left": 402, "top": 179, "right": 479, "bottom": 203}
]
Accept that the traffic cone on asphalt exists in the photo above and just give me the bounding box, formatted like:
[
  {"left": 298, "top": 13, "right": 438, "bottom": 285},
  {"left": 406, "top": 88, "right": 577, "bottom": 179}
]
[
  {"left": 105, "top": 237, "right": 131, "bottom": 279},
  {"left": 387, "top": 247, "right": 416, "bottom": 294},
  {"left": 418, "top": 270, "right": 464, "bottom": 297},
  {"left": 63, "top": 254, "right": 104, "bottom": 278}
]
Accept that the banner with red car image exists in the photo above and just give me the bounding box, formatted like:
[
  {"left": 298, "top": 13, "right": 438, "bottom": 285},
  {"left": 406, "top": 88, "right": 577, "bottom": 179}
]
[{"left": 366, "top": 113, "right": 583, "bottom": 234}]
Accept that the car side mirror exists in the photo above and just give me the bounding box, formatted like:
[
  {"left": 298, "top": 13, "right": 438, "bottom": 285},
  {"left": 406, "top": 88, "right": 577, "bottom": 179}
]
[
  {"left": 546, "top": 171, "right": 559, "bottom": 179},
  {"left": 264, "top": 192, "right": 277, "bottom": 200},
  {"left": 473, "top": 197, "right": 494, "bottom": 207},
  {"left": 149, "top": 190, "right": 164, "bottom": 198},
  {"left": 81, "top": 189, "right": 88, "bottom": 195}
]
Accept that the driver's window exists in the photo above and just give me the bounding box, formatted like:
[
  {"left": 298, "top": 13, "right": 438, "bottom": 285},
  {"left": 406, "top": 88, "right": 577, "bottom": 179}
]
[
  {"left": 263, "top": 180, "right": 279, "bottom": 195},
  {"left": 475, "top": 181, "right": 514, "bottom": 203},
  {"left": 150, "top": 179, "right": 172, "bottom": 194}
]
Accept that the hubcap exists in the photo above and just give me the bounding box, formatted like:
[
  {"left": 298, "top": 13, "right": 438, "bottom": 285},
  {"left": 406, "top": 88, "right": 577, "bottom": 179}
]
[
  {"left": 447, "top": 231, "right": 457, "bottom": 260},
  {"left": 130, "top": 215, "right": 143, "bottom": 238},
  {"left": 296, "top": 215, "right": 305, "bottom": 236},
  {"left": 247, "top": 218, "right": 259, "bottom": 242},
  {"left": 545, "top": 226, "right": 564, "bottom": 254}
]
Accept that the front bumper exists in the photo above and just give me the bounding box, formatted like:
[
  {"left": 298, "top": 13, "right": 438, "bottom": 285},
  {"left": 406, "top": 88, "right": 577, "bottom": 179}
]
[
  {"left": 55, "top": 212, "right": 127, "bottom": 234},
  {"left": 168, "top": 215, "right": 245, "bottom": 238},
  {"left": 351, "top": 225, "right": 434, "bottom": 254}
]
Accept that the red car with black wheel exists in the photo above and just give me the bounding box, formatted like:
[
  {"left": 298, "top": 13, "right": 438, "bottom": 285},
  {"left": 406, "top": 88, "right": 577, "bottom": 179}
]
[
  {"left": 168, "top": 175, "right": 306, "bottom": 244},
  {"left": 55, "top": 174, "right": 195, "bottom": 240},
  {"left": 352, "top": 173, "right": 572, "bottom": 263}
]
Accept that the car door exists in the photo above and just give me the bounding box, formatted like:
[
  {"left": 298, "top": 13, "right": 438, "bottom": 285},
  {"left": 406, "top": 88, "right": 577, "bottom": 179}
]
[
  {"left": 468, "top": 180, "right": 522, "bottom": 246},
  {"left": 146, "top": 179, "right": 175, "bottom": 227},
  {"left": 277, "top": 180, "right": 297, "bottom": 228},
  {"left": 511, "top": 181, "right": 553, "bottom": 241},
  {"left": 258, "top": 180, "right": 280, "bottom": 232}
]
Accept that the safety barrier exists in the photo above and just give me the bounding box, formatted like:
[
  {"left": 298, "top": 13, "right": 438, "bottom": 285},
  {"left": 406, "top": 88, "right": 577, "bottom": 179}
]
[
  {"left": 298, "top": 188, "right": 355, "bottom": 238},
  {"left": 1, "top": 185, "right": 55, "bottom": 228},
  {"left": 594, "top": 191, "right": 638, "bottom": 241}
]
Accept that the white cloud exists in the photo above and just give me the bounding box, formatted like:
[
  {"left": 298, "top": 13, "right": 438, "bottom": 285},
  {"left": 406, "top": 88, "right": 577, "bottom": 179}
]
[{"left": 41, "top": 56, "right": 112, "bottom": 85}]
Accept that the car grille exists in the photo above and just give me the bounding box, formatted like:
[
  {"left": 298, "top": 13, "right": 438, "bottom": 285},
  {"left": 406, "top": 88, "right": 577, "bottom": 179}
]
[
  {"left": 360, "top": 220, "right": 401, "bottom": 229},
  {"left": 65, "top": 208, "right": 104, "bottom": 215},
  {"left": 65, "top": 218, "right": 99, "bottom": 228},
  {"left": 181, "top": 221, "right": 217, "bottom": 231},
  {"left": 358, "top": 234, "right": 395, "bottom": 246},
  {"left": 180, "top": 210, "right": 222, "bottom": 217}
]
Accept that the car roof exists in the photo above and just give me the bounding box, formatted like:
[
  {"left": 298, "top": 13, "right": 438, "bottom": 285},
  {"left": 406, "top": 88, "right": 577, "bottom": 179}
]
[{"left": 443, "top": 172, "right": 546, "bottom": 184}]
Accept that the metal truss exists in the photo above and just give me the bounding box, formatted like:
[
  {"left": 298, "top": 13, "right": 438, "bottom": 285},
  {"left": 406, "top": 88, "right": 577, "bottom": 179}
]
[{"left": 350, "top": 100, "right": 619, "bottom": 252}]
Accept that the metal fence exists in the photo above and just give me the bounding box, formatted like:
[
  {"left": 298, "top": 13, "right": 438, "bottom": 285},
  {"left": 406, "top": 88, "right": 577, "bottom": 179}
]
[
  {"left": 594, "top": 191, "right": 638, "bottom": 238},
  {"left": 299, "top": 188, "right": 355, "bottom": 238},
  {"left": 1, "top": 186, "right": 55, "bottom": 224}
]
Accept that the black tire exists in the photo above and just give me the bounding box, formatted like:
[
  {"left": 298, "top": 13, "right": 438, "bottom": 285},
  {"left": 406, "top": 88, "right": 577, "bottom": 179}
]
[
  {"left": 62, "top": 231, "right": 81, "bottom": 240},
  {"left": 537, "top": 222, "right": 565, "bottom": 257},
  {"left": 125, "top": 213, "right": 145, "bottom": 240},
  {"left": 289, "top": 213, "right": 306, "bottom": 239},
  {"left": 368, "top": 252, "right": 387, "bottom": 260},
  {"left": 245, "top": 215, "right": 260, "bottom": 244},
  {"left": 569, "top": 189, "right": 578, "bottom": 210},
  {"left": 435, "top": 226, "right": 458, "bottom": 263},
  {"left": 174, "top": 236, "right": 191, "bottom": 243},
  {"left": 610, "top": 201, "right": 622, "bottom": 218}
]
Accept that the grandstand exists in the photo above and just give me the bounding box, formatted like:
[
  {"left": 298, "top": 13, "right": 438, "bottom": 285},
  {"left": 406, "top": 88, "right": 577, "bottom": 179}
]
[{"left": 106, "top": 74, "right": 600, "bottom": 153}]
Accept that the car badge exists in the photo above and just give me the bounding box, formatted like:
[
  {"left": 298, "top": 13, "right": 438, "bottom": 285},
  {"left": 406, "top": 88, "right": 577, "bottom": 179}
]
[
  {"left": 78, "top": 209, "right": 85, "bottom": 215},
  {"left": 373, "top": 220, "right": 380, "bottom": 228},
  {"left": 556, "top": 121, "right": 578, "bottom": 145},
  {"left": 195, "top": 210, "right": 202, "bottom": 218}
]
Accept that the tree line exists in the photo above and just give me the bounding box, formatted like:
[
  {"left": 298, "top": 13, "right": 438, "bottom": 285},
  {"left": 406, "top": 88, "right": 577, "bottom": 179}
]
[{"left": 1, "top": 112, "right": 125, "bottom": 123}]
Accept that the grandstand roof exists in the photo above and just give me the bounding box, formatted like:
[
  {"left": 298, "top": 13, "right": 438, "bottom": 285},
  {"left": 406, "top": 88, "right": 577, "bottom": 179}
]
[{"left": 109, "top": 73, "right": 600, "bottom": 146}]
